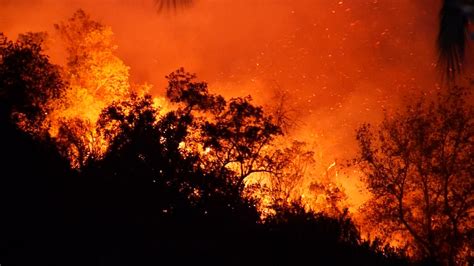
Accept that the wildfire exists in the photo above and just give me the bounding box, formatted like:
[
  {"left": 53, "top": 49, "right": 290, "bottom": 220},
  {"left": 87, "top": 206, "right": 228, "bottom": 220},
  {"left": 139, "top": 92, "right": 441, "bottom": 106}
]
[
  {"left": 3, "top": 1, "right": 473, "bottom": 263},
  {"left": 7, "top": 5, "right": 387, "bottom": 239},
  {"left": 1, "top": 0, "right": 443, "bottom": 219},
  {"left": 36, "top": 10, "right": 173, "bottom": 168}
]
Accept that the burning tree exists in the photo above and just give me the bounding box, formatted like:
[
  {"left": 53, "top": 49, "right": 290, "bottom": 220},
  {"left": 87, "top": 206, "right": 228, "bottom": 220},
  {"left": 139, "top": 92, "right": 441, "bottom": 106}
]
[
  {"left": 52, "top": 9, "right": 131, "bottom": 121},
  {"left": 247, "top": 140, "right": 348, "bottom": 217},
  {"left": 355, "top": 87, "right": 474, "bottom": 265},
  {"left": 0, "top": 10, "right": 133, "bottom": 168},
  {"left": 48, "top": 10, "right": 135, "bottom": 167},
  {"left": 266, "top": 141, "right": 315, "bottom": 204}
]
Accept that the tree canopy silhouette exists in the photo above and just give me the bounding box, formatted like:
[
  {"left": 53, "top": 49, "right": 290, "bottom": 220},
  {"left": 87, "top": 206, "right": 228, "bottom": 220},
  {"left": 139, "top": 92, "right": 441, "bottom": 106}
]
[
  {"left": 355, "top": 87, "right": 474, "bottom": 265},
  {"left": 0, "top": 27, "right": 413, "bottom": 265},
  {"left": 0, "top": 33, "right": 72, "bottom": 266},
  {"left": 165, "top": 68, "right": 283, "bottom": 191},
  {"left": 0, "top": 32, "right": 65, "bottom": 134}
]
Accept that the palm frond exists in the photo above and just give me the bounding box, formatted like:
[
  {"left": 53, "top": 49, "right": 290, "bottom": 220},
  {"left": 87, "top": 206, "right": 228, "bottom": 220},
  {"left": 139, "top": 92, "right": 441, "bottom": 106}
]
[
  {"left": 437, "top": 0, "right": 470, "bottom": 81},
  {"left": 154, "top": 0, "right": 194, "bottom": 12}
]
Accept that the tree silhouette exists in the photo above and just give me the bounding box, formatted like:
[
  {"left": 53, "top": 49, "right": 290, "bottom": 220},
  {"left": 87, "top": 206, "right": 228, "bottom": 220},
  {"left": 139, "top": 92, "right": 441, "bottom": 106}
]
[
  {"left": 0, "top": 32, "right": 71, "bottom": 266},
  {"left": 0, "top": 32, "right": 65, "bottom": 135},
  {"left": 166, "top": 68, "right": 283, "bottom": 190},
  {"left": 355, "top": 87, "right": 474, "bottom": 265}
]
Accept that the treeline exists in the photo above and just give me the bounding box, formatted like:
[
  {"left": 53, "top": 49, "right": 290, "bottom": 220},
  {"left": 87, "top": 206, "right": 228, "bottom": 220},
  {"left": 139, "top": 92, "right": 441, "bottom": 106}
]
[{"left": 0, "top": 31, "right": 408, "bottom": 266}]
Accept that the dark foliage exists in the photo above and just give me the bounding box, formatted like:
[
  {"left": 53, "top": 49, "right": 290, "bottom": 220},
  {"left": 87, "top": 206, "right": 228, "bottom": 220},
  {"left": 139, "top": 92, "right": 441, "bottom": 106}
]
[
  {"left": 0, "top": 38, "right": 412, "bottom": 265},
  {"left": 0, "top": 35, "right": 71, "bottom": 266},
  {"left": 0, "top": 32, "right": 65, "bottom": 134}
]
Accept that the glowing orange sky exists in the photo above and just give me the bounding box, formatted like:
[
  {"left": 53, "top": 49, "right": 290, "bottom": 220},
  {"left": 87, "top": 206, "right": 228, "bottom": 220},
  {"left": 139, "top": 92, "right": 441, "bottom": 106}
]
[{"left": 0, "top": 0, "right": 449, "bottom": 207}]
